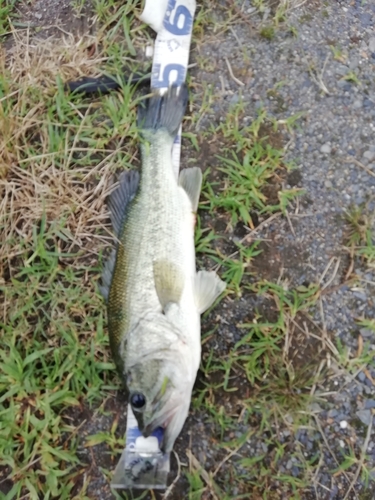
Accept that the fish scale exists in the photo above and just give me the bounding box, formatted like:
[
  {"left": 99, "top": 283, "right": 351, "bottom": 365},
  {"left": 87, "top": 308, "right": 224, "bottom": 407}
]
[{"left": 111, "top": 135, "right": 193, "bottom": 329}]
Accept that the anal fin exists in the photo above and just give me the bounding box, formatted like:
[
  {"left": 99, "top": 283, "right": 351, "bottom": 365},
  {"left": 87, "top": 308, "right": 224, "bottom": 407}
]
[
  {"left": 194, "top": 270, "right": 226, "bottom": 314},
  {"left": 153, "top": 260, "right": 185, "bottom": 310},
  {"left": 179, "top": 167, "right": 202, "bottom": 212}
]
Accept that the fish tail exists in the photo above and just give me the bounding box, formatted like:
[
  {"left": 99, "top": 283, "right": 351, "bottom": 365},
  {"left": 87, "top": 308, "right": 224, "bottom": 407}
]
[{"left": 138, "top": 83, "right": 188, "bottom": 138}]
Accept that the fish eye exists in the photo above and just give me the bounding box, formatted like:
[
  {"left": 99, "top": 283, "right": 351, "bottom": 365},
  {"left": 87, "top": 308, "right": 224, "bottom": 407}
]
[{"left": 130, "top": 392, "right": 146, "bottom": 410}]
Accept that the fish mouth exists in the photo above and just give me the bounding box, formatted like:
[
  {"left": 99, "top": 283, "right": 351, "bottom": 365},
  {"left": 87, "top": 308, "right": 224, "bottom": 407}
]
[{"left": 141, "top": 407, "right": 177, "bottom": 440}]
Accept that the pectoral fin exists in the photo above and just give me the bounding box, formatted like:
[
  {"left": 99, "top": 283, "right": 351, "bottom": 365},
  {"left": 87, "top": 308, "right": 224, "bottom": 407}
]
[
  {"left": 179, "top": 167, "right": 202, "bottom": 212},
  {"left": 194, "top": 271, "right": 226, "bottom": 314},
  {"left": 153, "top": 260, "right": 185, "bottom": 310}
]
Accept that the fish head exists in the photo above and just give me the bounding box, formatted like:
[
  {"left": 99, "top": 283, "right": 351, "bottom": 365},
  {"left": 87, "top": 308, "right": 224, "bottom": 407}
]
[{"left": 126, "top": 354, "right": 192, "bottom": 453}]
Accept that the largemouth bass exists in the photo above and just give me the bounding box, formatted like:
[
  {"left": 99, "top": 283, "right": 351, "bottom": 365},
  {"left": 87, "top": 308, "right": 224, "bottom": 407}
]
[{"left": 101, "top": 84, "right": 226, "bottom": 453}]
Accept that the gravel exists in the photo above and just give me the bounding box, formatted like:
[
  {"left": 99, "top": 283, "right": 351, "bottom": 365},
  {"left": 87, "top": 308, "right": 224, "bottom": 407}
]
[{"left": 192, "top": 0, "right": 375, "bottom": 497}]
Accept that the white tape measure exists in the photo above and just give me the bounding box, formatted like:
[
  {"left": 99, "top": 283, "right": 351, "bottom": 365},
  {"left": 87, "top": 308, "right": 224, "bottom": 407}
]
[{"left": 142, "top": 0, "right": 196, "bottom": 177}]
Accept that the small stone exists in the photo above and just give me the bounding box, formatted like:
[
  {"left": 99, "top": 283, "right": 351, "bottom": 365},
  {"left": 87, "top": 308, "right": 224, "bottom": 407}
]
[
  {"left": 360, "top": 328, "right": 374, "bottom": 338},
  {"left": 337, "top": 81, "right": 349, "bottom": 90},
  {"left": 363, "top": 150, "right": 375, "bottom": 161},
  {"left": 358, "top": 371, "right": 367, "bottom": 382},
  {"left": 349, "top": 58, "right": 359, "bottom": 69},
  {"left": 339, "top": 420, "right": 348, "bottom": 429},
  {"left": 339, "top": 440, "right": 345, "bottom": 448},
  {"left": 337, "top": 413, "right": 349, "bottom": 421},
  {"left": 230, "top": 94, "right": 240, "bottom": 105},
  {"left": 335, "top": 66, "right": 349, "bottom": 76},
  {"left": 309, "top": 402, "right": 324, "bottom": 412},
  {"left": 356, "top": 409, "right": 372, "bottom": 426},
  {"left": 320, "top": 144, "right": 331, "bottom": 154},
  {"left": 353, "top": 291, "right": 367, "bottom": 301},
  {"left": 369, "top": 37, "right": 375, "bottom": 52},
  {"left": 291, "top": 466, "right": 300, "bottom": 477},
  {"left": 364, "top": 399, "right": 375, "bottom": 409},
  {"left": 353, "top": 99, "right": 363, "bottom": 109},
  {"left": 328, "top": 409, "right": 339, "bottom": 418},
  {"left": 145, "top": 45, "right": 154, "bottom": 58},
  {"left": 360, "top": 13, "right": 372, "bottom": 27}
]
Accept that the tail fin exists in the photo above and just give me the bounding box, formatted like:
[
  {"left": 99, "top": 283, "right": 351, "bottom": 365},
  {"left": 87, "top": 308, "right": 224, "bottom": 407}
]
[{"left": 137, "top": 84, "right": 188, "bottom": 137}]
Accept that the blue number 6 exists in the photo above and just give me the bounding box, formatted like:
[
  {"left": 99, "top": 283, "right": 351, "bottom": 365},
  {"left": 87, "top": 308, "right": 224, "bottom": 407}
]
[{"left": 164, "top": 1, "right": 192, "bottom": 36}]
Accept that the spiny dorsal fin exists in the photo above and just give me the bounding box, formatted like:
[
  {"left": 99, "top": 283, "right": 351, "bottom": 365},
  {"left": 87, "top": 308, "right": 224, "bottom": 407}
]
[
  {"left": 194, "top": 270, "right": 226, "bottom": 314},
  {"left": 108, "top": 170, "right": 140, "bottom": 236},
  {"left": 153, "top": 260, "right": 185, "bottom": 310},
  {"left": 178, "top": 167, "right": 202, "bottom": 212},
  {"left": 99, "top": 249, "right": 116, "bottom": 301}
]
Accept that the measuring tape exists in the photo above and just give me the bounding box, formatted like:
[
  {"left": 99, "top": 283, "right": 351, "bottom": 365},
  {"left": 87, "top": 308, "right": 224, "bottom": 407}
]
[
  {"left": 145, "top": 0, "right": 196, "bottom": 177},
  {"left": 111, "top": 0, "right": 196, "bottom": 490}
]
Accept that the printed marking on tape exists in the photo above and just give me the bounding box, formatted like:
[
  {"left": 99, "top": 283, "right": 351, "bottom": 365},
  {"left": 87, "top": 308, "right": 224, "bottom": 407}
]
[{"left": 151, "top": 0, "right": 196, "bottom": 176}]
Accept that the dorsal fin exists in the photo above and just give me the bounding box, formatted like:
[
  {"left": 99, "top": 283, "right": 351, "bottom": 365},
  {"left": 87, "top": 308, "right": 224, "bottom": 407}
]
[
  {"left": 99, "top": 249, "right": 116, "bottom": 301},
  {"left": 100, "top": 170, "right": 139, "bottom": 300},
  {"left": 108, "top": 170, "right": 140, "bottom": 236},
  {"left": 179, "top": 167, "right": 202, "bottom": 212}
]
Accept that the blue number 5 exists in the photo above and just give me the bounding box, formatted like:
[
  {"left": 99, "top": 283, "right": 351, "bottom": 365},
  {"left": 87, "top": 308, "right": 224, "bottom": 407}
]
[{"left": 153, "top": 63, "right": 185, "bottom": 88}]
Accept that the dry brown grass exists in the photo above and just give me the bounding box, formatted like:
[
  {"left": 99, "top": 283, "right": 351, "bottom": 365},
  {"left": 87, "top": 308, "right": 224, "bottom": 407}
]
[
  {"left": 0, "top": 29, "right": 143, "bottom": 496},
  {"left": 0, "top": 30, "right": 141, "bottom": 280}
]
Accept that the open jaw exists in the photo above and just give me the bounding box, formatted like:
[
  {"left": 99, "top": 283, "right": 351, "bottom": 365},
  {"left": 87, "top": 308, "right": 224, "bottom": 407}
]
[{"left": 140, "top": 405, "right": 178, "bottom": 439}]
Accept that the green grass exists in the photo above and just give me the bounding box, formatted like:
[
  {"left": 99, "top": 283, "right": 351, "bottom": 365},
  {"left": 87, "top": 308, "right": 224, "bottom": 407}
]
[
  {"left": 345, "top": 204, "right": 375, "bottom": 265},
  {"left": 0, "top": 0, "right": 19, "bottom": 36},
  {"left": 260, "top": 25, "right": 275, "bottom": 40},
  {"left": 197, "top": 280, "right": 320, "bottom": 406},
  {"left": 0, "top": 16, "right": 142, "bottom": 496},
  {"left": 0, "top": 249, "right": 111, "bottom": 498},
  {"left": 203, "top": 142, "right": 287, "bottom": 226},
  {"left": 341, "top": 204, "right": 375, "bottom": 374}
]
